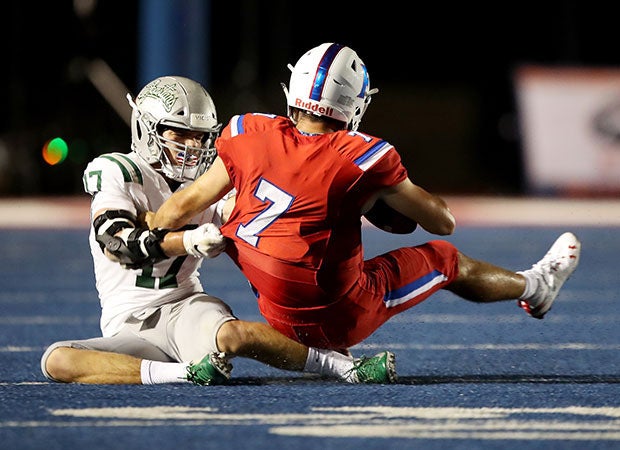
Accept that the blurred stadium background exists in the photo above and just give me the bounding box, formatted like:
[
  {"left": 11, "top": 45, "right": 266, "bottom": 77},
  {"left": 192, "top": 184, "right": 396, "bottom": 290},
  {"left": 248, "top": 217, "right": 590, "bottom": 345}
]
[{"left": 1, "top": 0, "right": 619, "bottom": 198}]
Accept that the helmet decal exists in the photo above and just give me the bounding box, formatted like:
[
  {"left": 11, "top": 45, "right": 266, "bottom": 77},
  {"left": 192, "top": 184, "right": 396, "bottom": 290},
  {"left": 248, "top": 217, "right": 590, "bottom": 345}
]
[
  {"left": 137, "top": 78, "right": 179, "bottom": 113},
  {"left": 310, "top": 43, "right": 344, "bottom": 101}
]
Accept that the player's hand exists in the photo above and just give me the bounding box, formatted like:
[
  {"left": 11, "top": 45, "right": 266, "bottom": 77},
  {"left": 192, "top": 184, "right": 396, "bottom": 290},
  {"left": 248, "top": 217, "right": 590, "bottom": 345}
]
[
  {"left": 142, "top": 211, "right": 156, "bottom": 229},
  {"left": 183, "top": 223, "right": 227, "bottom": 258}
]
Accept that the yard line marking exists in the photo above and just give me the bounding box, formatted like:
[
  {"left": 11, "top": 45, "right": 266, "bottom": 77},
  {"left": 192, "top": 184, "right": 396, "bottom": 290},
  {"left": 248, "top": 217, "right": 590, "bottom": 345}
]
[
  {"left": 2, "top": 342, "right": 619, "bottom": 354},
  {"left": 0, "top": 316, "right": 98, "bottom": 325},
  {"left": 1, "top": 406, "right": 618, "bottom": 441},
  {"left": 354, "top": 342, "right": 620, "bottom": 351},
  {"left": 388, "top": 314, "right": 620, "bottom": 324}
]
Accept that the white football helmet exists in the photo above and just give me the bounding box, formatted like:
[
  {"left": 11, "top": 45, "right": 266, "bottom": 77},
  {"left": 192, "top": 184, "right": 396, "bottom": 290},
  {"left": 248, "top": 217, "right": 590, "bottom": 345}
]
[
  {"left": 127, "top": 76, "right": 221, "bottom": 182},
  {"left": 284, "top": 43, "right": 379, "bottom": 132}
]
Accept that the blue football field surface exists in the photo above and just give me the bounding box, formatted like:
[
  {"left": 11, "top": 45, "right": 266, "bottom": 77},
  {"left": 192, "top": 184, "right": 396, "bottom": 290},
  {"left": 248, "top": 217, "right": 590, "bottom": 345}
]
[{"left": 0, "top": 225, "right": 618, "bottom": 449}]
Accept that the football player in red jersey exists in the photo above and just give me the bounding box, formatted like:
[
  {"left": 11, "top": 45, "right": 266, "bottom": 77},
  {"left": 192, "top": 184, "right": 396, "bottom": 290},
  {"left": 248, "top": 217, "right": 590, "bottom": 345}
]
[{"left": 151, "top": 44, "right": 581, "bottom": 352}]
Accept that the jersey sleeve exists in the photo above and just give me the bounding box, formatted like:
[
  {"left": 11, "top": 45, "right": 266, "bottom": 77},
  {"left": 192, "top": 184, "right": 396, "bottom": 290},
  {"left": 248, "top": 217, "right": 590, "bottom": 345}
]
[
  {"left": 217, "top": 113, "right": 279, "bottom": 142},
  {"left": 82, "top": 154, "right": 141, "bottom": 216},
  {"left": 340, "top": 133, "right": 408, "bottom": 191},
  {"left": 216, "top": 113, "right": 284, "bottom": 188},
  {"left": 217, "top": 114, "right": 244, "bottom": 142},
  {"left": 364, "top": 144, "right": 408, "bottom": 188},
  {"left": 215, "top": 114, "right": 247, "bottom": 181}
]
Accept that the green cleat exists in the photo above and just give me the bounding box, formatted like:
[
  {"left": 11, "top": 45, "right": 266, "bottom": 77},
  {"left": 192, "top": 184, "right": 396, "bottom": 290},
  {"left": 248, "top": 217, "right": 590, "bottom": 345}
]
[
  {"left": 348, "top": 351, "right": 397, "bottom": 384},
  {"left": 186, "top": 352, "right": 232, "bottom": 386}
]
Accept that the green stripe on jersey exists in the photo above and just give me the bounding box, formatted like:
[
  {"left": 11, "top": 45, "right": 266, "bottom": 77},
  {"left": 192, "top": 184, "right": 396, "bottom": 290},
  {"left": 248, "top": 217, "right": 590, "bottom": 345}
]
[{"left": 101, "top": 154, "right": 144, "bottom": 185}]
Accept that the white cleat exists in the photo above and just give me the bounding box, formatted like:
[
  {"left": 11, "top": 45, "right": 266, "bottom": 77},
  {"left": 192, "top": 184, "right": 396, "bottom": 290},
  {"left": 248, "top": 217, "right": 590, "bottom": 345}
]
[{"left": 518, "top": 232, "right": 581, "bottom": 319}]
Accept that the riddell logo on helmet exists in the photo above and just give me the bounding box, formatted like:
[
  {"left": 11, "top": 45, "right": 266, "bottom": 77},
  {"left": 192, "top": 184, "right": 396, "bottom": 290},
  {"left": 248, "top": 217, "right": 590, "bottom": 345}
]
[{"left": 294, "top": 99, "right": 333, "bottom": 116}]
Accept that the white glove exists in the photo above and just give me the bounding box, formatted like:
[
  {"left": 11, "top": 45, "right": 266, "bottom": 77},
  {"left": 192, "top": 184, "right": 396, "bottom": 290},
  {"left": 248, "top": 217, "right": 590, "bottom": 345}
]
[{"left": 183, "top": 223, "right": 227, "bottom": 258}]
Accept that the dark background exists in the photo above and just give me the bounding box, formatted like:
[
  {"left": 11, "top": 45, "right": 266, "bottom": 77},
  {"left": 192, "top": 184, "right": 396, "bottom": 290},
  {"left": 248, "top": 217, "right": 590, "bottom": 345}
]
[{"left": 1, "top": 0, "right": 617, "bottom": 197}]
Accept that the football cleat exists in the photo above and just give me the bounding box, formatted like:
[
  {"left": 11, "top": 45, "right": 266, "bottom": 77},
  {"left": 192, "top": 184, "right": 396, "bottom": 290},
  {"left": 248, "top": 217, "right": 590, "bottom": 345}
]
[
  {"left": 186, "top": 352, "right": 232, "bottom": 385},
  {"left": 518, "top": 232, "right": 581, "bottom": 319},
  {"left": 346, "top": 351, "right": 397, "bottom": 384}
]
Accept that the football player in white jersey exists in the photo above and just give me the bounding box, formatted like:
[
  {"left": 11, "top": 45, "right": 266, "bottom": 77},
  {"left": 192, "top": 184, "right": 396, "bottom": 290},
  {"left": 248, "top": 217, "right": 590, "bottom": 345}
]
[{"left": 40, "top": 76, "right": 396, "bottom": 385}]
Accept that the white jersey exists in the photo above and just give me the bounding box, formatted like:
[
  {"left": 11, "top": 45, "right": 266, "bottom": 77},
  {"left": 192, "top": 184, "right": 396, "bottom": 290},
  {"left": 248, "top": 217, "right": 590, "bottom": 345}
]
[{"left": 82, "top": 152, "right": 228, "bottom": 337}]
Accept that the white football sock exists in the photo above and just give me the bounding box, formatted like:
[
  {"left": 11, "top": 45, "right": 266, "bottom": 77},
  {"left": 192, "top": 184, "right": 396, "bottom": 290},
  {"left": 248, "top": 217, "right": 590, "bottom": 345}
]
[
  {"left": 304, "top": 348, "right": 356, "bottom": 382},
  {"left": 140, "top": 360, "right": 190, "bottom": 384},
  {"left": 517, "top": 270, "right": 538, "bottom": 300}
]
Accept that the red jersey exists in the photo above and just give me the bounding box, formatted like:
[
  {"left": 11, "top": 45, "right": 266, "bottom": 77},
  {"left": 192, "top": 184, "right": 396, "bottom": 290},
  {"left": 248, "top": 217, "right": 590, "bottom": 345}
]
[
  {"left": 218, "top": 114, "right": 406, "bottom": 304},
  {"left": 217, "top": 113, "right": 458, "bottom": 348}
]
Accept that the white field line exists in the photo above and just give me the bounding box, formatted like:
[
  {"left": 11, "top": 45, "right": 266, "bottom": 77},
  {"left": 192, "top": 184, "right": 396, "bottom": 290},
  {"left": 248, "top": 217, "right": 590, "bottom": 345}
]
[{"left": 1, "top": 196, "right": 619, "bottom": 228}]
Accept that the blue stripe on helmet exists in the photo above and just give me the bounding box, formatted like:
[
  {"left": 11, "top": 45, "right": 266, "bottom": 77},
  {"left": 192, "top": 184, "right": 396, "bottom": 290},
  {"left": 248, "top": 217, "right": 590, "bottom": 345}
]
[
  {"left": 309, "top": 43, "right": 344, "bottom": 101},
  {"left": 359, "top": 64, "right": 369, "bottom": 98}
]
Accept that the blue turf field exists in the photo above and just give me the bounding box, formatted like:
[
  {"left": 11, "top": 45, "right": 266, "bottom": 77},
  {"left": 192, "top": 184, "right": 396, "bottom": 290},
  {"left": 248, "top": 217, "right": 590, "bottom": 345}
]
[{"left": 0, "top": 225, "right": 618, "bottom": 449}]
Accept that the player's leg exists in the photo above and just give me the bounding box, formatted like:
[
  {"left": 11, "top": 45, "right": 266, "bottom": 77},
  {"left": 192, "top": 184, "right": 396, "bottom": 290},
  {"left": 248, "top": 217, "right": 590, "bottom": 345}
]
[
  {"left": 173, "top": 294, "right": 395, "bottom": 383},
  {"left": 41, "top": 331, "right": 174, "bottom": 384},
  {"left": 171, "top": 295, "right": 312, "bottom": 372},
  {"left": 43, "top": 346, "right": 143, "bottom": 384},
  {"left": 445, "top": 252, "right": 525, "bottom": 302},
  {"left": 446, "top": 232, "right": 581, "bottom": 318},
  {"left": 210, "top": 319, "right": 396, "bottom": 383},
  {"left": 216, "top": 319, "right": 308, "bottom": 371}
]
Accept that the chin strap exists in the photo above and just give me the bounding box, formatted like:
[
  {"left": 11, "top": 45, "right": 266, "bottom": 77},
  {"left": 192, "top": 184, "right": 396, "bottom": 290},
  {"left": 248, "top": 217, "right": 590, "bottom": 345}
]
[{"left": 280, "top": 82, "right": 296, "bottom": 124}]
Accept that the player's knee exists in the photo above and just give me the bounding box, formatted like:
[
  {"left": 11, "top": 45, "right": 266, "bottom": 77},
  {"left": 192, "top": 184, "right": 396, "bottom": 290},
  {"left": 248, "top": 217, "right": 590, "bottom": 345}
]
[
  {"left": 455, "top": 251, "right": 474, "bottom": 280},
  {"left": 43, "top": 346, "right": 76, "bottom": 382},
  {"left": 216, "top": 320, "right": 261, "bottom": 356},
  {"left": 445, "top": 252, "right": 471, "bottom": 292}
]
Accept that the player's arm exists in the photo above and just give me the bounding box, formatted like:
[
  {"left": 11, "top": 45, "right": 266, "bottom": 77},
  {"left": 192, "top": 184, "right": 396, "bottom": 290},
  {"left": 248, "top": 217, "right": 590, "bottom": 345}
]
[
  {"left": 142, "top": 190, "right": 235, "bottom": 260},
  {"left": 151, "top": 156, "right": 233, "bottom": 230},
  {"left": 378, "top": 178, "right": 455, "bottom": 236},
  {"left": 93, "top": 209, "right": 171, "bottom": 268},
  {"left": 160, "top": 225, "right": 226, "bottom": 259},
  {"left": 95, "top": 209, "right": 227, "bottom": 267}
]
